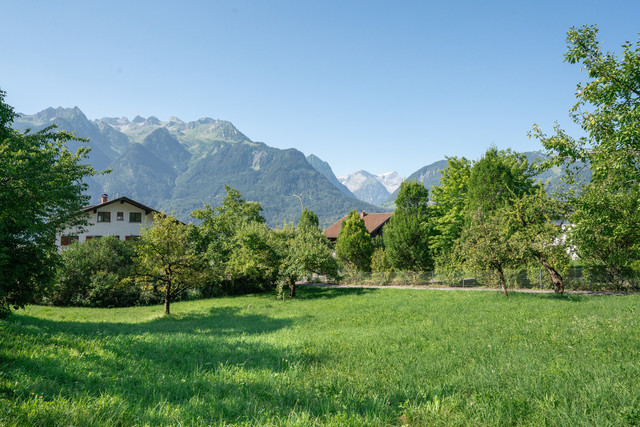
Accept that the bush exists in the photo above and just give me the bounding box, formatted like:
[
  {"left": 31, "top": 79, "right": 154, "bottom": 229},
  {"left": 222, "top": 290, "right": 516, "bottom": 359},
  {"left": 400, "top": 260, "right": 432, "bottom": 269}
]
[
  {"left": 435, "top": 267, "right": 464, "bottom": 287},
  {"left": 370, "top": 248, "right": 393, "bottom": 284},
  {"left": 85, "top": 272, "right": 142, "bottom": 308},
  {"left": 50, "top": 237, "right": 138, "bottom": 307}
]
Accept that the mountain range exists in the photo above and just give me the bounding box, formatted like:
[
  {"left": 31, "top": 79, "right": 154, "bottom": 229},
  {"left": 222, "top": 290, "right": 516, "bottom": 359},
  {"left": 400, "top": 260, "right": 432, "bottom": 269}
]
[
  {"left": 12, "top": 107, "right": 383, "bottom": 227},
  {"left": 13, "top": 106, "right": 591, "bottom": 227}
]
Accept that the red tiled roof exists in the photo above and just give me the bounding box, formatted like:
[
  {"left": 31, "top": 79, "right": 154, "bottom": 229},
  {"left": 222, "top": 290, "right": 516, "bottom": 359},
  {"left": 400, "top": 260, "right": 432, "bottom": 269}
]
[{"left": 324, "top": 212, "right": 393, "bottom": 240}]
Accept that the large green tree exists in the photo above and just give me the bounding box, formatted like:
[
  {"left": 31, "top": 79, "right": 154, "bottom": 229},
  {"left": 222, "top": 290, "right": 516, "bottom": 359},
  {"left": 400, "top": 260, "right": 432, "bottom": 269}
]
[
  {"left": 226, "top": 221, "right": 279, "bottom": 290},
  {"left": 531, "top": 25, "right": 640, "bottom": 186},
  {"left": 531, "top": 26, "right": 640, "bottom": 286},
  {"left": 383, "top": 180, "right": 434, "bottom": 272},
  {"left": 191, "top": 186, "right": 266, "bottom": 286},
  {"left": 430, "top": 157, "right": 472, "bottom": 267},
  {"left": 335, "top": 210, "right": 374, "bottom": 273},
  {"left": 0, "top": 90, "right": 95, "bottom": 316},
  {"left": 461, "top": 148, "right": 536, "bottom": 295}
]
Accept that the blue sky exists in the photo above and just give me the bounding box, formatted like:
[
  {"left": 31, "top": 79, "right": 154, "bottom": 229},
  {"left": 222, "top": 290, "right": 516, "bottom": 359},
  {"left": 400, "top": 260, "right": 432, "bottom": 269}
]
[{"left": 2, "top": 0, "right": 639, "bottom": 177}]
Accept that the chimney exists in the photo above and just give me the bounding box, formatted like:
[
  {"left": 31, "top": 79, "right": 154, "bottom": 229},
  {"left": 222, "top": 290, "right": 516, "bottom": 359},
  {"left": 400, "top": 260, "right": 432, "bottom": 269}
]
[
  {"left": 101, "top": 194, "right": 108, "bottom": 203},
  {"left": 360, "top": 211, "right": 367, "bottom": 219}
]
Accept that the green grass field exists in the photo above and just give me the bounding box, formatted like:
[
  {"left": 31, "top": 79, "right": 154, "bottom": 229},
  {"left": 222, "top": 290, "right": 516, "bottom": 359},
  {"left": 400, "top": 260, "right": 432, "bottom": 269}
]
[{"left": 1, "top": 287, "right": 639, "bottom": 426}]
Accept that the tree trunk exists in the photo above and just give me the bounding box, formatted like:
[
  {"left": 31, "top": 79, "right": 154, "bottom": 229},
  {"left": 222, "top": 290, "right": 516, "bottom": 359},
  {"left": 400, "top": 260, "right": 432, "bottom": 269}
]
[
  {"left": 288, "top": 277, "right": 296, "bottom": 298},
  {"left": 164, "top": 283, "right": 171, "bottom": 315},
  {"left": 496, "top": 267, "right": 508, "bottom": 296},
  {"left": 537, "top": 255, "right": 564, "bottom": 294}
]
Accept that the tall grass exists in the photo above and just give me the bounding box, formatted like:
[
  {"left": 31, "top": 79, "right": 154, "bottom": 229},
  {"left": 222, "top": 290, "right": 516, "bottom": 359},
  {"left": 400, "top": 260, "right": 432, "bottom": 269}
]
[{"left": 1, "top": 288, "right": 639, "bottom": 425}]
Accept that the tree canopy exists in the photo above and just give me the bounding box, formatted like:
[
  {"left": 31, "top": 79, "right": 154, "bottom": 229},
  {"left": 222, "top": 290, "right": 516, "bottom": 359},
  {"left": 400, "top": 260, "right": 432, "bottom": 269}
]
[
  {"left": 430, "top": 156, "right": 471, "bottom": 266},
  {"left": 276, "top": 210, "right": 338, "bottom": 298},
  {"left": 335, "top": 210, "right": 374, "bottom": 273},
  {"left": 532, "top": 25, "right": 639, "bottom": 186},
  {"left": 0, "top": 89, "right": 95, "bottom": 316},
  {"left": 531, "top": 25, "right": 640, "bottom": 287},
  {"left": 134, "top": 213, "right": 205, "bottom": 315},
  {"left": 298, "top": 208, "right": 320, "bottom": 231},
  {"left": 383, "top": 180, "right": 433, "bottom": 272},
  {"left": 459, "top": 148, "right": 538, "bottom": 295}
]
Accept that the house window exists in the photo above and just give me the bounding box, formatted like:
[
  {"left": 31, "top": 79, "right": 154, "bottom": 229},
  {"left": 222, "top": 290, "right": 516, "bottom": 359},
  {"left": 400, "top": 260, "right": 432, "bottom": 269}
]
[
  {"left": 125, "top": 235, "right": 140, "bottom": 241},
  {"left": 117, "top": 212, "right": 124, "bottom": 221},
  {"left": 60, "top": 235, "right": 79, "bottom": 246},
  {"left": 97, "top": 212, "right": 111, "bottom": 222},
  {"left": 129, "top": 212, "right": 142, "bottom": 223}
]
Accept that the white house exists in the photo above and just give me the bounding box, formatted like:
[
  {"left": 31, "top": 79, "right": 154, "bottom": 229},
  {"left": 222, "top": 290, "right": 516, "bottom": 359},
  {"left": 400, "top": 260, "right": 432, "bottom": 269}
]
[{"left": 57, "top": 194, "right": 159, "bottom": 247}]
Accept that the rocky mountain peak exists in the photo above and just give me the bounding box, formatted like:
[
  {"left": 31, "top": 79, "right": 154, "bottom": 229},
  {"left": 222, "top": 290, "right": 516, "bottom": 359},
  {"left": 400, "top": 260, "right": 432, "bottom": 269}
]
[
  {"left": 338, "top": 170, "right": 399, "bottom": 193},
  {"left": 98, "top": 117, "right": 131, "bottom": 127},
  {"left": 147, "top": 116, "right": 161, "bottom": 125},
  {"left": 377, "top": 171, "right": 403, "bottom": 193},
  {"left": 34, "top": 106, "right": 87, "bottom": 123}
]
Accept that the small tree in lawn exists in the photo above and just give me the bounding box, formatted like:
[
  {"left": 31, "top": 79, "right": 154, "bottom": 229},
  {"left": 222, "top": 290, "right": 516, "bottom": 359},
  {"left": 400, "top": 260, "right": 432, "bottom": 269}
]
[
  {"left": 460, "top": 208, "right": 517, "bottom": 295},
  {"left": 134, "top": 213, "right": 205, "bottom": 315},
  {"left": 335, "top": 210, "right": 374, "bottom": 274},
  {"left": 461, "top": 147, "right": 536, "bottom": 295},
  {"left": 276, "top": 211, "right": 339, "bottom": 298},
  {"left": 507, "top": 186, "right": 570, "bottom": 293}
]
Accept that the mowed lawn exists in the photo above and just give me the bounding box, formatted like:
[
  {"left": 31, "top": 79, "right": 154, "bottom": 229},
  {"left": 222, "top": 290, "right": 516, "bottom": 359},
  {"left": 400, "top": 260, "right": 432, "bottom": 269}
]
[{"left": 1, "top": 288, "right": 639, "bottom": 426}]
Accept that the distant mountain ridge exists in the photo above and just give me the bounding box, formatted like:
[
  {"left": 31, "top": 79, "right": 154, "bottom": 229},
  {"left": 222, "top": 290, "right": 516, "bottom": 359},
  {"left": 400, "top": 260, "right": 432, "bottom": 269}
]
[
  {"left": 305, "top": 154, "right": 355, "bottom": 199},
  {"left": 12, "top": 108, "right": 382, "bottom": 227},
  {"left": 337, "top": 170, "right": 403, "bottom": 206},
  {"left": 13, "top": 106, "right": 591, "bottom": 223}
]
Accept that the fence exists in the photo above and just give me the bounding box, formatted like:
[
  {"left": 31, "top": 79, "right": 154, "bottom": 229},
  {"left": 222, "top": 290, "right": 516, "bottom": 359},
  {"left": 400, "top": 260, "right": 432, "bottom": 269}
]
[{"left": 330, "top": 266, "right": 640, "bottom": 291}]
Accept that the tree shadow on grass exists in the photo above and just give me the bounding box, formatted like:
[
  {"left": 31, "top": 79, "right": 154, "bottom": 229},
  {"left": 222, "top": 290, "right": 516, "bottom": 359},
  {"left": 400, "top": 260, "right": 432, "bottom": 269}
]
[
  {"left": 295, "top": 286, "right": 378, "bottom": 300},
  {"left": 505, "top": 291, "right": 593, "bottom": 303},
  {"left": 2, "top": 308, "right": 312, "bottom": 399},
  {"left": 0, "top": 299, "right": 460, "bottom": 424}
]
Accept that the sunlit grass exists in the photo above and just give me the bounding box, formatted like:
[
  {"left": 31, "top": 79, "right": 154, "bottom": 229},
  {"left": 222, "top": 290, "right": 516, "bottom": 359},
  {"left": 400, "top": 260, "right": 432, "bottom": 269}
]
[{"left": 1, "top": 288, "right": 639, "bottom": 425}]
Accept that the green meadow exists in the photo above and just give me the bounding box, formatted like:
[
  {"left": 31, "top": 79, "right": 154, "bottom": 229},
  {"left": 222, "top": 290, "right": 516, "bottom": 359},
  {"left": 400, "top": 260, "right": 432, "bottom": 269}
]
[{"left": 1, "top": 287, "right": 639, "bottom": 426}]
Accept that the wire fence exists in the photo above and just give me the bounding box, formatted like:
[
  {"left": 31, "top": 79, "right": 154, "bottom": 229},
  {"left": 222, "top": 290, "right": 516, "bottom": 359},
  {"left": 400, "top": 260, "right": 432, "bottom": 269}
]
[{"left": 327, "top": 266, "right": 640, "bottom": 291}]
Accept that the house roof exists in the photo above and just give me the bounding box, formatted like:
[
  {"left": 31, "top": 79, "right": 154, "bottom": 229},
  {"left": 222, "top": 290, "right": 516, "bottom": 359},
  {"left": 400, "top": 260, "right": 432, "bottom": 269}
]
[
  {"left": 82, "top": 196, "right": 159, "bottom": 215},
  {"left": 324, "top": 212, "right": 393, "bottom": 240}
]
